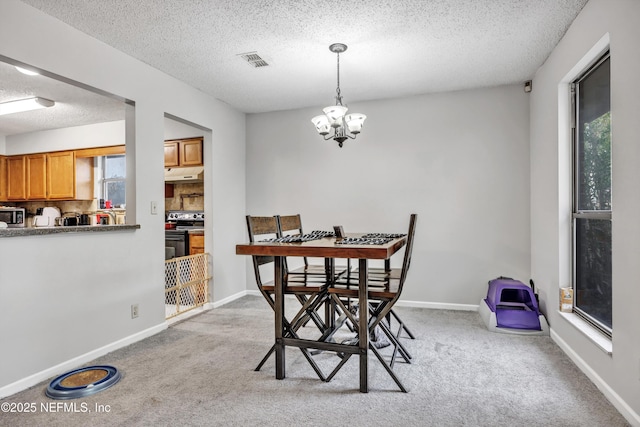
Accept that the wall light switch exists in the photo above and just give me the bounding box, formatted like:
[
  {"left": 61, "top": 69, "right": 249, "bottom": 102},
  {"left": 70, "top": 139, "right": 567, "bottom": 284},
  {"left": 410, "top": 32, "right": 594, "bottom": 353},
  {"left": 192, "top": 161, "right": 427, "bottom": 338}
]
[{"left": 151, "top": 201, "right": 158, "bottom": 215}]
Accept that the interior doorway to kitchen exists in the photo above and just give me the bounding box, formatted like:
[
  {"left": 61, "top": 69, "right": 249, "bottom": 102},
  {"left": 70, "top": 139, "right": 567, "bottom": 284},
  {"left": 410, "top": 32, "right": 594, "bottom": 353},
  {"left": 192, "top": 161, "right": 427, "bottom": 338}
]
[{"left": 163, "top": 113, "right": 212, "bottom": 320}]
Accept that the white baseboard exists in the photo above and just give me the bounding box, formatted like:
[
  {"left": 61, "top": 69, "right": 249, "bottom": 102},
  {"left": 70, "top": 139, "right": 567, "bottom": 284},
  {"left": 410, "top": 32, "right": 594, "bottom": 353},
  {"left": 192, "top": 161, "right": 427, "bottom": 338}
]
[
  {"left": 396, "top": 299, "right": 479, "bottom": 311},
  {"left": 211, "top": 290, "right": 254, "bottom": 307},
  {"left": 550, "top": 329, "right": 640, "bottom": 427},
  {"left": 0, "top": 322, "right": 166, "bottom": 399},
  {"left": 167, "top": 291, "right": 259, "bottom": 325},
  {"left": 242, "top": 292, "right": 481, "bottom": 312}
]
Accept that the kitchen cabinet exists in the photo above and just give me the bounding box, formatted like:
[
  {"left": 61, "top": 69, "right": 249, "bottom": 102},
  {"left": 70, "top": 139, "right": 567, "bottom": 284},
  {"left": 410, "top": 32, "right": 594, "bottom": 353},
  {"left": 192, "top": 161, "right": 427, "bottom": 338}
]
[
  {"left": 5, "top": 151, "right": 93, "bottom": 201},
  {"left": 164, "top": 138, "right": 203, "bottom": 167},
  {"left": 27, "top": 154, "right": 47, "bottom": 200},
  {"left": 164, "top": 141, "right": 179, "bottom": 167},
  {"left": 189, "top": 233, "right": 205, "bottom": 255},
  {"left": 47, "top": 151, "right": 93, "bottom": 200},
  {"left": 180, "top": 139, "right": 203, "bottom": 166},
  {"left": 7, "top": 156, "right": 27, "bottom": 200},
  {"left": 0, "top": 156, "right": 7, "bottom": 201}
]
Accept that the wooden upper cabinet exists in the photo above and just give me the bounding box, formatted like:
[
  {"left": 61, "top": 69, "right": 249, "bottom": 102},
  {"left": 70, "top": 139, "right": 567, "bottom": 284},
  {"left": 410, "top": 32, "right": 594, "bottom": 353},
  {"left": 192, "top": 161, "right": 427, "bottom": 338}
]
[
  {"left": 180, "top": 139, "right": 203, "bottom": 166},
  {"left": 0, "top": 156, "right": 7, "bottom": 201},
  {"left": 164, "top": 141, "right": 180, "bottom": 167},
  {"left": 47, "top": 151, "right": 75, "bottom": 200},
  {"left": 5, "top": 151, "right": 93, "bottom": 201},
  {"left": 72, "top": 156, "right": 94, "bottom": 200},
  {"left": 46, "top": 151, "right": 93, "bottom": 200},
  {"left": 164, "top": 138, "right": 203, "bottom": 167},
  {"left": 26, "top": 154, "right": 47, "bottom": 200},
  {"left": 7, "top": 156, "right": 27, "bottom": 200}
]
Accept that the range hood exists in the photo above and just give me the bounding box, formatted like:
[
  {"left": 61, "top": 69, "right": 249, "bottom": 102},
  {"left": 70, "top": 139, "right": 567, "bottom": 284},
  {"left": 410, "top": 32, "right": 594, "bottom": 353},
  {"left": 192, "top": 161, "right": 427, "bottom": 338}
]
[{"left": 164, "top": 166, "right": 204, "bottom": 183}]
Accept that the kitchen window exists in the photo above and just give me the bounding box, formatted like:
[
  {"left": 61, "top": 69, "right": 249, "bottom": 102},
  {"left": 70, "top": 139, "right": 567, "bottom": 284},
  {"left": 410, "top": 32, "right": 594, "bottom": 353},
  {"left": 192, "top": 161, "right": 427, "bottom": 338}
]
[
  {"left": 571, "top": 52, "right": 612, "bottom": 337},
  {"left": 99, "top": 155, "right": 126, "bottom": 207}
]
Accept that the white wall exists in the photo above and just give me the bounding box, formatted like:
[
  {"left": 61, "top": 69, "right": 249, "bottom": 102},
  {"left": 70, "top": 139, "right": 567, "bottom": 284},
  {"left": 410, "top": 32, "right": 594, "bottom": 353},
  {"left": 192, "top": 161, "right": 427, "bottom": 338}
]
[
  {"left": 164, "top": 117, "right": 204, "bottom": 140},
  {"left": 246, "top": 84, "right": 531, "bottom": 306},
  {"left": 5, "top": 121, "right": 125, "bottom": 154},
  {"left": 0, "top": 0, "right": 246, "bottom": 395},
  {"left": 530, "top": 0, "right": 640, "bottom": 422}
]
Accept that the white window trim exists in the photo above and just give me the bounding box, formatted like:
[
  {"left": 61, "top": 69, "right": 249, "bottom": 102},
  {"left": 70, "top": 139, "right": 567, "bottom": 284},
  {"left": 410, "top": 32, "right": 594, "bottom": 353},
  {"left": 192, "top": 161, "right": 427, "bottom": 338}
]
[
  {"left": 557, "top": 311, "right": 612, "bottom": 355},
  {"left": 557, "top": 33, "right": 611, "bottom": 350}
]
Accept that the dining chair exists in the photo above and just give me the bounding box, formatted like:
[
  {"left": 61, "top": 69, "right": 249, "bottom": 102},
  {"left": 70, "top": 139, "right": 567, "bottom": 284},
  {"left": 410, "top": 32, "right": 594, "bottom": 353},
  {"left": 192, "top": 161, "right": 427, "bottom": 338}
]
[
  {"left": 277, "top": 214, "right": 357, "bottom": 339},
  {"left": 347, "top": 238, "right": 417, "bottom": 341},
  {"left": 245, "top": 215, "right": 330, "bottom": 380},
  {"left": 325, "top": 213, "right": 418, "bottom": 392},
  {"left": 276, "top": 214, "right": 349, "bottom": 281}
]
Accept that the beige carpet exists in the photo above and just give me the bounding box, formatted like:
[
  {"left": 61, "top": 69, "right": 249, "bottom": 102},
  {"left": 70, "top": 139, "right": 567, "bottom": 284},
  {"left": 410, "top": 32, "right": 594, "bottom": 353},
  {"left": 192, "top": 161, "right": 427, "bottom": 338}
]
[{"left": 0, "top": 295, "right": 630, "bottom": 426}]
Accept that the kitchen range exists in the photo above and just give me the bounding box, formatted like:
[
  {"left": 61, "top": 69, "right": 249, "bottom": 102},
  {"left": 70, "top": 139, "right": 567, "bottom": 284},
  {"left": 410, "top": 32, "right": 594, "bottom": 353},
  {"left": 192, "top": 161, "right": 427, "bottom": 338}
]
[{"left": 165, "top": 210, "right": 204, "bottom": 259}]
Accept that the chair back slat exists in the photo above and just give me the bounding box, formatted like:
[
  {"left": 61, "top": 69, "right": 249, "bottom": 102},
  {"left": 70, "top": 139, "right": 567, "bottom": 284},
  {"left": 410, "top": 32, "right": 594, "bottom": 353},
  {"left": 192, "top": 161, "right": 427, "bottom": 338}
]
[
  {"left": 399, "top": 214, "right": 417, "bottom": 286},
  {"left": 246, "top": 215, "right": 279, "bottom": 288},
  {"left": 278, "top": 214, "right": 303, "bottom": 235},
  {"left": 276, "top": 214, "right": 309, "bottom": 268},
  {"left": 248, "top": 216, "right": 279, "bottom": 237}
]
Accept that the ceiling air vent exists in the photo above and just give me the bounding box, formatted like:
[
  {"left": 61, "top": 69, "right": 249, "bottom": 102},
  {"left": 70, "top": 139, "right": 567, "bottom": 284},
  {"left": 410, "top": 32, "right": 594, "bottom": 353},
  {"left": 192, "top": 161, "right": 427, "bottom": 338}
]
[{"left": 238, "top": 51, "right": 269, "bottom": 68}]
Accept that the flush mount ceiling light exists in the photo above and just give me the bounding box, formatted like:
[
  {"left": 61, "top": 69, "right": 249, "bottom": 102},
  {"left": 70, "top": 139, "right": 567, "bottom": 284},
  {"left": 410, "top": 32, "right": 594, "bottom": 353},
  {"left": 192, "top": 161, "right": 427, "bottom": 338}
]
[
  {"left": 311, "top": 43, "right": 366, "bottom": 148},
  {"left": 0, "top": 97, "right": 55, "bottom": 116},
  {"left": 15, "top": 66, "right": 39, "bottom": 76}
]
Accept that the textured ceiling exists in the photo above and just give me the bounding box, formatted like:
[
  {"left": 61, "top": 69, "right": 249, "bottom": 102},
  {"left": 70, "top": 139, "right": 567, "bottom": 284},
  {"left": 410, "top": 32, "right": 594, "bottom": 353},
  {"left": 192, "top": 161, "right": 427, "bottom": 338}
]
[
  {"left": 0, "top": 60, "right": 125, "bottom": 136},
  {"left": 2, "top": 0, "right": 588, "bottom": 135}
]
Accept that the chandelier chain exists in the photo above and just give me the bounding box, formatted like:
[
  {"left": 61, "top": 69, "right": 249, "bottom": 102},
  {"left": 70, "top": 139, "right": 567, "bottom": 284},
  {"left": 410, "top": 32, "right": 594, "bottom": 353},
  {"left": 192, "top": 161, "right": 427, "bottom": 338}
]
[{"left": 335, "top": 51, "right": 342, "bottom": 104}]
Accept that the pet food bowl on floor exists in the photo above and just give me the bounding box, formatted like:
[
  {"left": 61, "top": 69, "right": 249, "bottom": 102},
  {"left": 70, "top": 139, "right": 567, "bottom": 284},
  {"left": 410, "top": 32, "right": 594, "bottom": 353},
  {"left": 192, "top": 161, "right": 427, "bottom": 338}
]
[{"left": 46, "top": 365, "right": 121, "bottom": 399}]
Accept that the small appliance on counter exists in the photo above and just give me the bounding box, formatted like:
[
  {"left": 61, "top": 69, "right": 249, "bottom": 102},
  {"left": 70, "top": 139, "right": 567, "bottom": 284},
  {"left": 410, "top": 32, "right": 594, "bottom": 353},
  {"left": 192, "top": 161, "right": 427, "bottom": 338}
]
[
  {"left": 0, "top": 206, "right": 25, "bottom": 228},
  {"left": 96, "top": 213, "right": 110, "bottom": 225},
  {"left": 79, "top": 213, "right": 91, "bottom": 226},
  {"left": 33, "top": 207, "right": 61, "bottom": 227},
  {"left": 63, "top": 216, "right": 78, "bottom": 226}
]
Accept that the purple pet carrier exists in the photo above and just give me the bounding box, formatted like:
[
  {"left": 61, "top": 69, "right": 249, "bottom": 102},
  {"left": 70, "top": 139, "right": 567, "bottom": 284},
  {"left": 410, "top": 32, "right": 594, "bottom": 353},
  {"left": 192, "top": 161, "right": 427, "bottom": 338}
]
[{"left": 485, "top": 277, "right": 542, "bottom": 330}]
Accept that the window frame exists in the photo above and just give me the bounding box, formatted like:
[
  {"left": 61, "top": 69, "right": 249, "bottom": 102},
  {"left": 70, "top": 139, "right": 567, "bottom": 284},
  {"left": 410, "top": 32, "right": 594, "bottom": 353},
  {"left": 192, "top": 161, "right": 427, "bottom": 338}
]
[
  {"left": 570, "top": 51, "right": 612, "bottom": 338},
  {"left": 99, "top": 154, "right": 126, "bottom": 207}
]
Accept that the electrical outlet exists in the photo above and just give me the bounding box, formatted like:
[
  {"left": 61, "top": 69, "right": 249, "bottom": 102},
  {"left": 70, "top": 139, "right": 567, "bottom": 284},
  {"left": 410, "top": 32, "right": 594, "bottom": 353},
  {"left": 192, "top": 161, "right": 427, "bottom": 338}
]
[{"left": 131, "top": 304, "right": 139, "bottom": 319}]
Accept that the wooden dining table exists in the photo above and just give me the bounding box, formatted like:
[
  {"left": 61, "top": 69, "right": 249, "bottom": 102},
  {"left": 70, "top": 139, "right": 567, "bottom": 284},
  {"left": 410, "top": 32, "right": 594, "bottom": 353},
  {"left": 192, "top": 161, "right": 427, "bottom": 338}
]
[{"left": 236, "top": 233, "right": 406, "bottom": 392}]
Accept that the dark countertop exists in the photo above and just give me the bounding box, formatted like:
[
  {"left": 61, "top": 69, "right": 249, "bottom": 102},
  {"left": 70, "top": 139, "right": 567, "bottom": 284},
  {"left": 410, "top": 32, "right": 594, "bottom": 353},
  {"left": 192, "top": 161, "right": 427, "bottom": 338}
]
[{"left": 0, "top": 224, "right": 140, "bottom": 238}]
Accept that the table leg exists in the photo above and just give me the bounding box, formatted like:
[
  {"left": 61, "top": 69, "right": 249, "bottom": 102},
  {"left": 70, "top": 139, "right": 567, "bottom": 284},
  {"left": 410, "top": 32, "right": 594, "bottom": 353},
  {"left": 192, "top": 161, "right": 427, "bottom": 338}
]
[
  {"left": 358, "top": 258, "right": 368, "bottom": 393},
  {"left": 274, "top": 255, "right": 285, "bottom": 379},
  {"left": 325, "top": 257, "right": 335, "bottom": 327}
]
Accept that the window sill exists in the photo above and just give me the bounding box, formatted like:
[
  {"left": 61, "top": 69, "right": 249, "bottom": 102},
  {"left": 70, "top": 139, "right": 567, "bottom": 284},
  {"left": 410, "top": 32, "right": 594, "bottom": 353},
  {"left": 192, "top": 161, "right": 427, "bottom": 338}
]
[{"left": 557, "top": 311, "right": 612, "bottom": 355}]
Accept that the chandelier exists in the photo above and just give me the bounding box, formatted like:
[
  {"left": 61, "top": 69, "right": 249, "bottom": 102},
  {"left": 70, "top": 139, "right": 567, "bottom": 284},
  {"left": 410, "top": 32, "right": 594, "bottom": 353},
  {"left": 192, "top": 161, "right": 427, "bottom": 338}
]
[{"left": 311, "top": 43, "right": 366, "bottom": 148}]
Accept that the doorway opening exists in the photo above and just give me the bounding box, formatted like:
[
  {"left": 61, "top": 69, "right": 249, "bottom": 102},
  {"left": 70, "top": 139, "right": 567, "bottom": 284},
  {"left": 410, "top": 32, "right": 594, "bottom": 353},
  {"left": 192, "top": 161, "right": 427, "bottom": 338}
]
[{"left": 163, "top": 113, "right": 213, "bottom": 319}]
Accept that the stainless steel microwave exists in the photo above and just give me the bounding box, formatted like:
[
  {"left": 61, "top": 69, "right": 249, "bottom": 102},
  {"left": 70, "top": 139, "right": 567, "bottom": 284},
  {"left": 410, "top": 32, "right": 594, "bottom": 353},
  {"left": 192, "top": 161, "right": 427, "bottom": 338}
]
[{"left": 0, "top": 207, "right": 25, "bottom": 228}]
